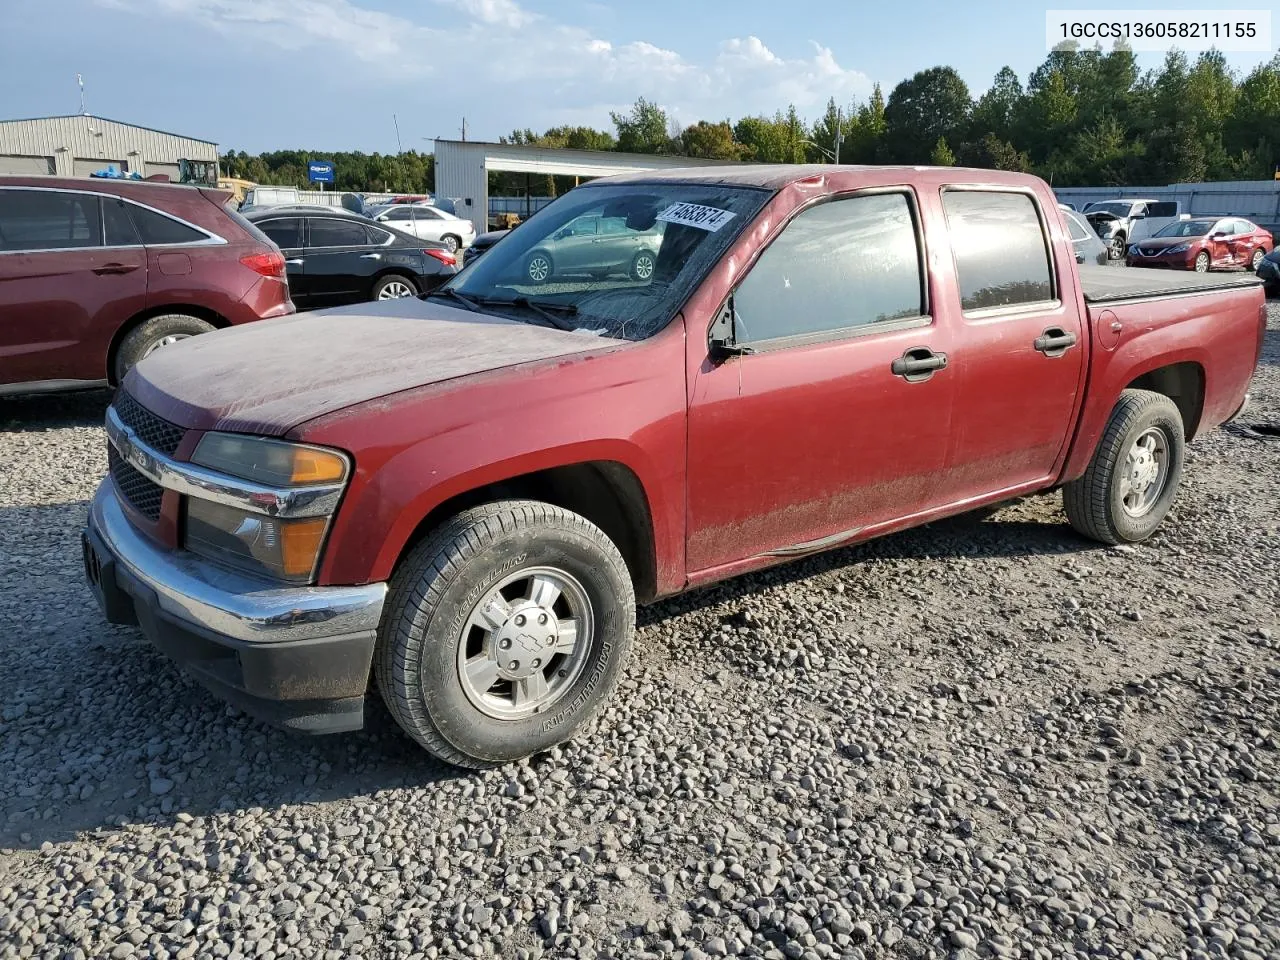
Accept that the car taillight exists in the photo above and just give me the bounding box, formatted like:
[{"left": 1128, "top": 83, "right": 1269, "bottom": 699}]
[
  {"left": 240, "top": 250, "right": 286, "bottom": 279},
  {"left": 424, "top": 248, "right": 457, "bottom": 267}
]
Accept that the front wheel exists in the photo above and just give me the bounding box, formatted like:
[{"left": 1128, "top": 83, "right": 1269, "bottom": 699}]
[
  {"left": 1109, "top": 235, "right": 1126, "bottom": 260},
  {"left": 375, "top": 500, "right": 635, "bottom": 768},
  {"left": 1063, "top": 389, "right": 1185, "bottom": 545},
  {"left": 525, "top": 252, "right": 553, "bottom": 284},
  {"left": 1194, "top": 251, "right": 1210, "bottom": 273},
  {"left": 1250, "top": 249, "right": 1264, "bottom": 271},
  {"left": 630, "top": 250, "right": 656, "bottom": 281}
]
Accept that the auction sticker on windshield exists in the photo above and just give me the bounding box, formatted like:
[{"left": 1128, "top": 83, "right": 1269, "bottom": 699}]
[{"left": 656, "top": 202, "right": 737, "bottom": 232}]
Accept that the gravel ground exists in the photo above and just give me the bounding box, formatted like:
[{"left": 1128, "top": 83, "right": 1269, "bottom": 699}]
[{"left": 1, "top": 301, "right": 1278, "bottom": 960}]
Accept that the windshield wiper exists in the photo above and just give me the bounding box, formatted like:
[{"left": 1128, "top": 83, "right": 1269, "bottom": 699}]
[
  {"left": 426, "top": 288, "right": 480, "bottom": 311},
  {"left": 508, "top": 297, "right": 578, "bottom": 331}
]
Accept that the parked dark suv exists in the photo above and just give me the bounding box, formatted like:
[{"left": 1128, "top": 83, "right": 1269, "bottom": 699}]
[{"left": 0, "top": 176, "right": 293, "bottom": 396}]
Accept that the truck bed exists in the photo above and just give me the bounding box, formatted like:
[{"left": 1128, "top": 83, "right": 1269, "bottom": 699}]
[{"left": 1078, "top": 265, "right": 1264, "bottom": 303}]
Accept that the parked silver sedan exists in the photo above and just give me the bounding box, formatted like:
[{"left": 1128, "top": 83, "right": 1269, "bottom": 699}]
[{"left": 523, "top": 212, "right": 663, "bottom": 284}]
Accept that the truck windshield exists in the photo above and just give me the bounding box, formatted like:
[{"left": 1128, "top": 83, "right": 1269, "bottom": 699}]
[
  {"left": 441, "top": 183, "right": 771, "bottom": 340},
  {"left": 1084, "top": 202, "right": 1134, "bottom": 217}
]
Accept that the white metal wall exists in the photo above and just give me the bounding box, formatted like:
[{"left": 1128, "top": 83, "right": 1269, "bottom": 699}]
[
  {"left": 0, "top": 116, "right": 218, "bottom": 179},
  {"left": 434, "top": 140, "right": 730, "bottom": 236},
  {"left": 1055, "top": 180, "right": 1280, "bottom": 229}
]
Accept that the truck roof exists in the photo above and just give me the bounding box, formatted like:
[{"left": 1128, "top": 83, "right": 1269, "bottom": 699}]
[{"left": 593, "top": 164, "right": 1045, "bottom": 191}]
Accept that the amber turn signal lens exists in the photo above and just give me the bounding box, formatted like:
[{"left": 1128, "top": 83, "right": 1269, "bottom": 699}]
[
  {"left": 289, "top": 448, "right": 348, "bottom": 484},
  {"left": 280, "top": 517, "right": 329, "bottom": 579}
]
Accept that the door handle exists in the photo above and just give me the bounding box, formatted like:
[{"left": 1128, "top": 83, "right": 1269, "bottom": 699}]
[
  {"left": 360, "top": 253, "right": 381, "bottom": 260},
  {"left": 891, "top": 347, "right": 947, "bottom": 382},
  {"left": 1034, "top": 327, "right": 1079, "bottom": 357},
  {"left": 284, "top": 258, "right": 303, "bottom": 266},
  {"left": 92, "top": 263, "right": 138, "bottom": 275}
]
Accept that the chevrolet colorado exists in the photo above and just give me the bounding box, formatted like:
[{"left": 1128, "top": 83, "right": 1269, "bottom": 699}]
[{"left": 84, "top": 166, "right": 1266, "bottom": 768}]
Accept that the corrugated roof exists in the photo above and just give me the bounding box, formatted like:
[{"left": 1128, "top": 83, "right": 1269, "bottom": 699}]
[{"left": 0, "top": 114, "right": 217, "bottom": 146}]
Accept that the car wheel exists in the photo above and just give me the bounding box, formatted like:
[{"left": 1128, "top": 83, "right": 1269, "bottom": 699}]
[
  {"left": 373, "top": 274, "right": 419, "bottom": 300},
  {"left": 630, "top": 250, "right": 656, "bottom": 281},
  {"left": 1250, "top": 249, "right": 1264, "bottom": 271},
  {"left": 374, "top": 500, "right": 635, "bottom": 768},
  {"left": 113, "top": 314, "right": 216, "bottom": 384},
  {"left": 1194, "top": 251, "right": 1210, "bottom": 273},
  {"left": 1108, "top": 235, "right": 1126, "bottom": 260},
  {"left": 1063, "top": 389, "right": 1185, "bottom": 545},
  {"left": 525, "top": 252, "right": 553, "bottom": 284},
  {"left": 441, "top": 234, "right": 461, "bottom": 253}
]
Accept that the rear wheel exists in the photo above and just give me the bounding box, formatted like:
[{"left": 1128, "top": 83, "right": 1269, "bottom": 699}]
[
  {"left": 1250, "top": 249, "right": 1264, "bottom": 271},
  {"left": 113, "top": 314, "right": 216, "bottom": 383},
  {"left": 1063, "top": 389, "right": 1185, "bottom": 545},
  {"left": 1194, "top": 251, "right": 1210, "bottom": 273},
  {"left": 440, "top": 234, "right": 461, "bottom": 253},
  {"left": 375, "top": 500, "right": 635, "bottom": 768},
  {"left": 372, "top": 274, "right": 418, "bottom": 300}
]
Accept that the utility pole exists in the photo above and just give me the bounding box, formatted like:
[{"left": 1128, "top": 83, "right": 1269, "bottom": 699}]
[
  {"left": 461, "top": 117, "right": 468, "bottom": 142},
  {"left": 393, "top": 113, "right": 403, "bottom": 154},
  {"left": 833, "top": 106, "right": 842, "bottom": 164},
  {"left": 77, "top": 74, "right": 86, "bottom": 115}
]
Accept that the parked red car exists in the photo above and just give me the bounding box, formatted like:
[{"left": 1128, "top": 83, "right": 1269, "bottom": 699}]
[
  {"left": 1126, "top": 216, "right": 1273, "bottom": 273},
  {"left": 0, "top": 176, "right": 293, "bottom": 396},
  {"left": 85, "top": 166, "right": 1265, "bottom": 768}
]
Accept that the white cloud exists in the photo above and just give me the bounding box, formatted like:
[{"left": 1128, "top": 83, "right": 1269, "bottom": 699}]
[{"left": 94, "top": 0, "right": 873, "bottom": 137}]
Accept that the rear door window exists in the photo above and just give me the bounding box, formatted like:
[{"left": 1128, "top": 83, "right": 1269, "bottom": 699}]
[
  {"left": 257, "top": 218, "right": 303, "bottom": 249},
  {"left": 0, "top": 189, "right": 102, "bottom": 251},
  {"left": 127, "top": 204, "right": 209, "bottom": 245},
  {"left": 307, "top": 218, "right": 370, "bottom": 247},
  {"left": 1147, "top": 201, "right": 1179, "bottom": 219},
  {"left": 102, "top": 197, "right": 140, "bottom": 246},
  {"left": 942, "top": 190, "right": 1054, "bottom": 312}
]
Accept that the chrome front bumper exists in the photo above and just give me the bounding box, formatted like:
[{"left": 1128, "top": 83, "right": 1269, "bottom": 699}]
[
  {"left": 85, "top": 481, "right": 387, "bottom": 733},
  {"left": 89, "top": 480, "right": 385, "bottom": 644}
]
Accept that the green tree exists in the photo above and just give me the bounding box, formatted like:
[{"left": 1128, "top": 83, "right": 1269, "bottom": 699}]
[
  {"left": 679, "top": 120, "right": 747, "bottom": 159},
  {"left": 882, "top": 67, "right": 971, "bottom": 163},
  {"left": 1225, "top": 55, "right": 1280, "bottom": 178},
  {"left": 929, "top": 137, "right": 956, "bottom": 166},
  {"left": 969, "top": 66, "right": 1023, "bottom": 144},
  {"left": 611, "top": 97, "right": 672, "bottom": 154}
]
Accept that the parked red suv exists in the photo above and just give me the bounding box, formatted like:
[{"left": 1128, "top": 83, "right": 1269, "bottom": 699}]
[{"left": 0, "top": 176, "right": 293, "bottom": 395}]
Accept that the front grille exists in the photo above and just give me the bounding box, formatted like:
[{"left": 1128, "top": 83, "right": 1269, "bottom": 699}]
[
  {"left": 112, "top": 390, "right": 185, "bottom": 457},
  {"left": 109, "top": 446, "right": 164, "bottom": 521}
]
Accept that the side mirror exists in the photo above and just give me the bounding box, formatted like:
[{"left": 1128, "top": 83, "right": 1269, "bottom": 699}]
[{"left": 1131, "top": 213, "right": 1145, "bottom": 220}]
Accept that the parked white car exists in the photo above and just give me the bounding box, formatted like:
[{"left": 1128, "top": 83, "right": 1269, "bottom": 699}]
[{"left": 370, "top": 204, "right": 475, "bottom": 252}]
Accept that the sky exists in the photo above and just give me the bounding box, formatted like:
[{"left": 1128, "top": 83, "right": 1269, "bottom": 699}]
[{"left": 1, "top": 0, "right": 1275, "bottom": 154}]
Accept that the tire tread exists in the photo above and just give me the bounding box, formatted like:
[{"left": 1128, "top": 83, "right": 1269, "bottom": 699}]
[{"left": 374, "top": 500, "right": 634, "bottom": 769}]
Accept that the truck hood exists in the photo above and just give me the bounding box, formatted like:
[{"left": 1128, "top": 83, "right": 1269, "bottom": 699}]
[{"left": 125, "top": 298, "right": 625, "bottom": 435}]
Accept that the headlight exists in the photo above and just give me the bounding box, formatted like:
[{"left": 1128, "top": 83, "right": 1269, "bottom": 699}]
[
  {"left": 185, "top": 500, "right": 329, "bottom": 582},
  {"left": 191, "top": 433, "right": 348, "bottom": 486},
  {"left": 1165, "top": 244, "right": 1189, "bottom": 254},
  {"left": 184, "top": 433, "right": 350, "bottom": 582}
]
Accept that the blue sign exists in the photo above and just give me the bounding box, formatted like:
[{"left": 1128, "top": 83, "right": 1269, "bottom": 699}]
[{"left": 307, "top": 160, "right": 336, "bottom": 184}]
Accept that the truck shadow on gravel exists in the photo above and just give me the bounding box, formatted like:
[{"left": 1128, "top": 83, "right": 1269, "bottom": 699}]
[
  {"left": 0, "top": 390, "right": 112, "bottom": 432},
  {"left": 0, "top": 497, "right": 1100, "bottom": 851},
  {"left": 638, "top": 503, "right": 1095, "bottom": 627}
]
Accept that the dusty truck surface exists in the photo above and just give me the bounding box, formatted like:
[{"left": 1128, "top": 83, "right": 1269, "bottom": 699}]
[{"left": 83, "top": 165, "right": 1267, "bottom": 768}]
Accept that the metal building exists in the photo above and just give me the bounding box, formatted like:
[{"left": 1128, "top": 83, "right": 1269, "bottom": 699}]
[
  {"left": 0, "top": 115, "right": 218, "bottom": 180},
  {"left": 434, "top": 139, "right": 728, "bottom": 236}
]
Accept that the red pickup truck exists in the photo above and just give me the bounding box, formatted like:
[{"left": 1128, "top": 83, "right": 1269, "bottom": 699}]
[{"left": 83, "top": 166, "right": 1266, "bottom": 768}]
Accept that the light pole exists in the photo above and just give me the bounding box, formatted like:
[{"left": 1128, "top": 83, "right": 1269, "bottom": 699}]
[{"left": 801, "top": 139, "right": 837, "bottom": 163}]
